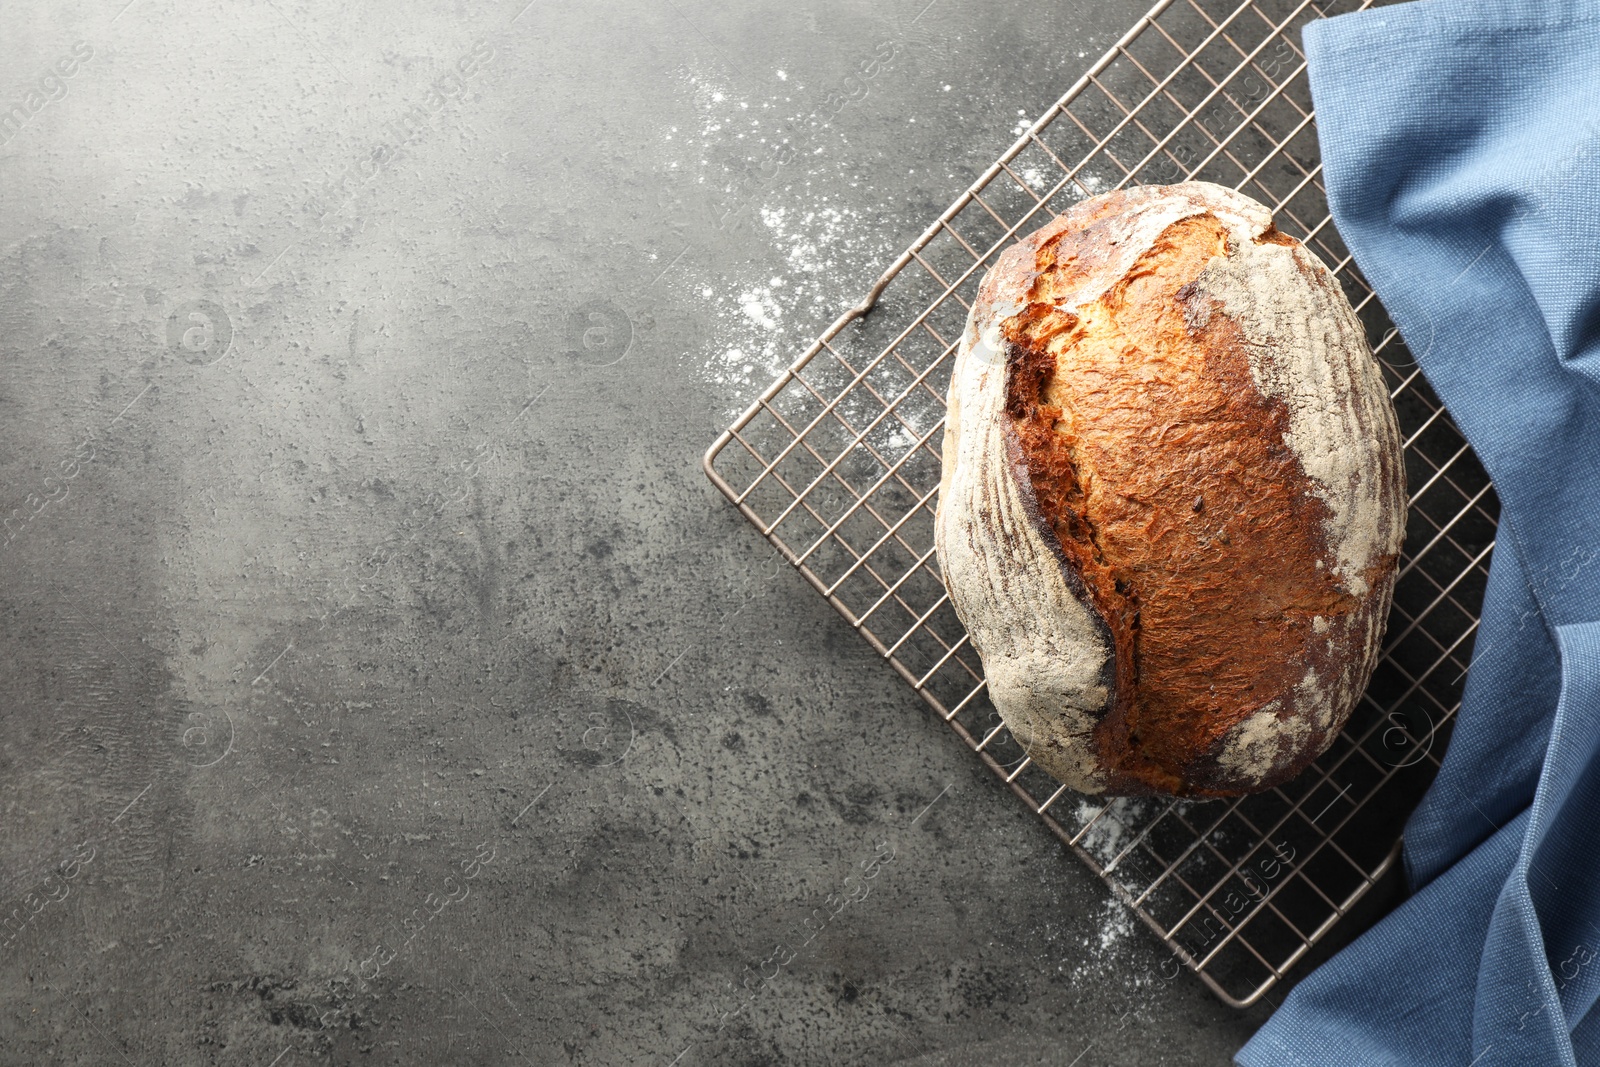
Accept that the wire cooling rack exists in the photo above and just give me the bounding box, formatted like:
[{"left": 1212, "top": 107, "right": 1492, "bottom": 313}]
[{"left": 703, "top": 0, "right": 1497, "bottom": 1008}]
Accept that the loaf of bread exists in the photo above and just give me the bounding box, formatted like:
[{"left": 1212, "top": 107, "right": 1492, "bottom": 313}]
[{"left": 934, "top": 181, "right": 1405, "bottom": 797}]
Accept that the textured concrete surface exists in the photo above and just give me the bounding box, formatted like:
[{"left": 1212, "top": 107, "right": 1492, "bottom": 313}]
[{"left": 0, "top": 0, "right": 1285, "bottom": 1062}]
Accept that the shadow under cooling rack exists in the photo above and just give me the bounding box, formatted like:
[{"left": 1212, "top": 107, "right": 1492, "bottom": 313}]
[{"left": 703, "top": 0, "right": 1496, "bottom": 1008}]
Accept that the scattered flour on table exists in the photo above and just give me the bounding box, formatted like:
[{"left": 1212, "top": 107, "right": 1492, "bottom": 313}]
[
  {"left": 1074, "top": 797, "right": 1155, "bottom": 868},
  {"left": 656, "top": 66, "right": 912, "bottom": 411},
  {"left": 1058, "top": 799, "right": 1156, "bottom": 983},
  {"left": 676, "top": 198, "right": 897, "bottom": 404},
  {"left": 1063, "top": 894, "right": 1140, "bottom": 984},
  {"left": 1017, "top": 164, "right": 1051, "bottom": 191},
  {"left": 1095, "top": 894, "right": 1136, "bottom": 954},
  {"left": 659, "top": 65, "right": 1108, "bottom": 416}
]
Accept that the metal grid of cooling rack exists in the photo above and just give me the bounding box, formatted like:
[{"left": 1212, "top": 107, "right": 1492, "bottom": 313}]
[{"left": 703, "top": 0, "right": 1498, "bottom": 1008}]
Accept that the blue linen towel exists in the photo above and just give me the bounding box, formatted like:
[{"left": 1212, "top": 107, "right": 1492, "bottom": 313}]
[{"left": 1235, "top": 1, "right": 1600, "bottom": 1064}]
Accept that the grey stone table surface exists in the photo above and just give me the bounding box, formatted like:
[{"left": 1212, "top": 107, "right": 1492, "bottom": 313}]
[{"left": 0, "top": 0, "right": 1294, "bottom": 1062}]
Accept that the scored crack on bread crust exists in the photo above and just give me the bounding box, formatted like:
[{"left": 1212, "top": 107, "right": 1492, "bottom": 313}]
[{"left": 934, "top": 181, "right": 1406, "bottom": 797}]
